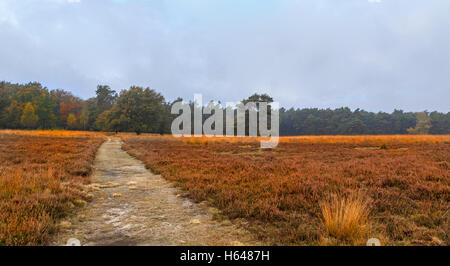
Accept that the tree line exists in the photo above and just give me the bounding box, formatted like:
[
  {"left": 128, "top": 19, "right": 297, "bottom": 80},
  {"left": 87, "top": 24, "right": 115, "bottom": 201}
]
[
  {"left": 279, "top": 107, "right": 449, "bottom": 135},
  {"left": 0, "top": 81, "right": 449, "bottom": 135}
]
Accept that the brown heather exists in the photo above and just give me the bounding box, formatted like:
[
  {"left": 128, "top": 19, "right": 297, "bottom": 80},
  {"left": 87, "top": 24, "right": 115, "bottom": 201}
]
[
  {"left": 0, "top": 130, "right": 105, "bottom": 245},
  {"left": 122, "top": 134, "right": 450, "bottom": 246}
]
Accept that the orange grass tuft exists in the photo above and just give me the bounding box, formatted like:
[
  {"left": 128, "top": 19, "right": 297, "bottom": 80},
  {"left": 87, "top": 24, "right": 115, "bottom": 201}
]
[{"left": 320, "top": 193, "right": 371, "bottom": 243}]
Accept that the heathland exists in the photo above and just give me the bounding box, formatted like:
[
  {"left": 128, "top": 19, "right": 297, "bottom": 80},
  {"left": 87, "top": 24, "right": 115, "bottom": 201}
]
[
  {"left": 122, "top": 134, "right": 449, "bottom": 246},
  {"left": 1, "top": 131, "right": 448, "bottom": 246},
  {"left": 0, "top": 130, "right": 105, "bottom": 245}
]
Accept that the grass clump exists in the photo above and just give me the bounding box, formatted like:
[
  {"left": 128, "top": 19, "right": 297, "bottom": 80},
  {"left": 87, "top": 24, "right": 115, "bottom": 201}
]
[{"left": 320, "top": 193, "right": 371, "bottom": 244}]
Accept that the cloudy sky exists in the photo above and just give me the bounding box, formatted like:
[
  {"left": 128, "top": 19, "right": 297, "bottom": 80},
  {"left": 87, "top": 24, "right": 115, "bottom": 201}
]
[{"left": 0, "top": 0, "right": 449, "bottom": 112}]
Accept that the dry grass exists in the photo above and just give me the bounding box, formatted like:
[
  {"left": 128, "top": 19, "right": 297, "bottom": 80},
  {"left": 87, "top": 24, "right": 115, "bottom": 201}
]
[
  {"left": 279, "top": 135, "right": 450, "bottom": 145},
  {"left": 0, "top": 130, "right": 105, "bottom": 245},
  {"left": 0, "top": 129, "right": 111, "bottom": 137},
  {"left": 122, "top": 134, "right": 450, "bottom": 246},
  {"left": 320, "top": 193, "right": 371, "bottom": 244},
  {"left": 121, "top": 133, "right": 450, "bottom": 146}
]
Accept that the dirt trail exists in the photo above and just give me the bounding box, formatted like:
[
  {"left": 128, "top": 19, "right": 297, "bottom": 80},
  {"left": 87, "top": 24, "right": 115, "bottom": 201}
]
[{"left": 52, "top": 137, "right": 259, "bottom": 246}]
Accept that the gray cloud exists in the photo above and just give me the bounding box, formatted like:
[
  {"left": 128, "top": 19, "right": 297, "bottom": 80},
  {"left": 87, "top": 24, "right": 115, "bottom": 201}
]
[{"left": 0, "top": 0, "right": 449, "bottom": 112}]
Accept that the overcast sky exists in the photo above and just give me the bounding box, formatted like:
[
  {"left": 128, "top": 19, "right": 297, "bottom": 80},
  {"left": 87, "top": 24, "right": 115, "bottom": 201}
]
[{"left": 1, "top": 0, "right": 449, "bottom": 112}]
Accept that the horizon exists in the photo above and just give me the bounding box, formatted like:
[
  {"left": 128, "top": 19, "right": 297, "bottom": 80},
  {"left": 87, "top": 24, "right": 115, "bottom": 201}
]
[{"left": 1, "top": 0, "right": 449, "bottom": 113}]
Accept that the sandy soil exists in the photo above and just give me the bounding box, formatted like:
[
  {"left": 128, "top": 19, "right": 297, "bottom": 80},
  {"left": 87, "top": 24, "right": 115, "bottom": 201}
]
[{"left": 51, "top": 137, "right": 260, "bottom": 246}]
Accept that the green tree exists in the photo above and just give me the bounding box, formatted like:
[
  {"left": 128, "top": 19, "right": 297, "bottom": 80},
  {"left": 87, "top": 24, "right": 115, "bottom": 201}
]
[
  {"left": 241, "top": 93, "right": 275, "bottom": 136},
  {"left": 158, "top": 100, "right": 178, "bottom": 135},
  {"left": 96, "top": 85, "right": 117, "bottom": 112},
  {"left": 242, "top": 93, "right": 274, "bottom": 105},
  {"left": 430, "top": 111, "right": 450, "bottom": 134},
  {"left": 107, "top": 86, "right": 166, "bottom": 134},
  {"left": 343, "top": 118, "right": 366, "bottom": 135},
  {"left": 20, "top": 103, "right": 39, "bottom": 129},
  {"left": 84, "top": 85, "right": 117, "bottom": 131},
  {"left": 0, "top": 82, "right": 18, "bottom": 128},
  {"left": 35, "top": 93, "right": 57, "bottom": 129}
]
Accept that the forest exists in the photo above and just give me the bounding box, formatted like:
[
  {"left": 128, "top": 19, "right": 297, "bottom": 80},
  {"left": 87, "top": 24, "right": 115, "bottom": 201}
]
[{"left": 1, "top": 81, "right": 449, "bottom": 135}]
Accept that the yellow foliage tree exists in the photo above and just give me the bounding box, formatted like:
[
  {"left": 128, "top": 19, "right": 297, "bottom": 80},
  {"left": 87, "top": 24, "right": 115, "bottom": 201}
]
[
  {"left": 66, "top": 113, "right": 79, "bottom": 129},
  {"left": 20, "top": 103, "right": 39, "bottom": 129},
  {"left": 407, "top": 112, "right": 431, "bottom": 134}
]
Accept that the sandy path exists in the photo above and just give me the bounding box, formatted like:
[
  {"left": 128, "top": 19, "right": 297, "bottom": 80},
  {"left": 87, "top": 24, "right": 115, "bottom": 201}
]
[{"left": 52, "top": 137, "right": 259, "bottom": 246}]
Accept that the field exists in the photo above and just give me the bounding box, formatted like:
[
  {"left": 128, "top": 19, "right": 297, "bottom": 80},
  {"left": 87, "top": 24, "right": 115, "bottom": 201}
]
[
  {"left": 1, "top": 130, "right": 448, "bottom": 246},
  {"left": 122, "top": 134, "right": 450, "bottom": 246},
  {"left": 0, "top": 130, "right": 105, "bottom": 245}
]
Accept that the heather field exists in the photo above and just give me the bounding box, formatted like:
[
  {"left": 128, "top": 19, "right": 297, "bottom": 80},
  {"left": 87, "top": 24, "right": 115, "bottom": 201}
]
[
  {"left": 0, "top": 130, "right": 105, "bottom": 245},
  {"left": 122, "top": 134, "right": 450, "bottom": 246},
  {"left": 1, "top": 131, "right": 448, "bottom": 246}
]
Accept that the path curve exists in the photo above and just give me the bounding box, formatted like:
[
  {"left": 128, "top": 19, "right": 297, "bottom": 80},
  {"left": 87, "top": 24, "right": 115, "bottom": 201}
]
[{"left": 52, "top": 137, "right": 260, "bottom": 246}]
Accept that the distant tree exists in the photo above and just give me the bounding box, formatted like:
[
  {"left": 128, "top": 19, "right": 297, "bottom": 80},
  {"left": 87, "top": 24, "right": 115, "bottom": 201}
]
[
  {"left": 82, "top": 85, "right": 117, "bottom": 131},
  {"left": 107, "top": 86, "right": 166, "bottom": 134},
  {"left": 429, "top": 111, "right": 450, "bottom": 134},
  {"left": 59, "top": 102, "right": 80, "bottom": 125},
  {"left": 96, "top": 85, "right": 117, "bottom": 112},
  {"left": 66, "top": 113, "right": 79, "bottom": 130},
  {"left": 35, "top": 93, "right": 57, "bottom": 129},
  {"left": 158, "top": 99, "right": 180, "bottom": 135},
  {"left": 407, "top": 112, "right": 431, "bottom": 134},
  {"left": 241, "top": 93, "right": 275, "bottom": 136},
  {"left": 51, "top": 90, "right": 82, "bottom": 128},
  {"left": 0, "top": 82, "right": 18, "bottom": 128},
  {"left": 95, "top": 110, "right": 112, "bottom": 131},
  {"left": 85, "top": 97, "right": 98, "bottom": 130},
  {"left": 20, "top": 103, "right": 39, "bottom": 129},
  {"left": 79, "top": 108, "right": 89, "bottom": 130},
  {"left": 344, "top": 118, "right": 366, "bottom": 135},
  {"left": 4, "top": 101, "right": 22, "bottom": 129},
  {"left": 242, "top": 93, "right": 274, "bottom": 106}
]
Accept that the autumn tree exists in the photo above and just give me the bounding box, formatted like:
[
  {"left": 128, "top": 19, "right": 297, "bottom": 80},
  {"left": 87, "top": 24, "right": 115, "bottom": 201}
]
[
  {"left": 95, "top": 110, "right": 112, "bottom": 131},
  {"left": 407, "top": 112, "right": 431, "bottom": 134},
  {"left": 79, "top": 107, "right": 89, "bottom": 130},
  {"left": 51, "top": 90, "right": 82, "bottom": 128},
  {"left": 4, "top": 101, "right": 22, "bottom": 128},
  {"left": 66, "top": 113, "right": 79, "bottom": 129},
  {"left": 20, "top": 103, "right": 39, "bottom": 129},
  {"left": 3, "top": 82, "right": 56, "bottom": 129}
]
